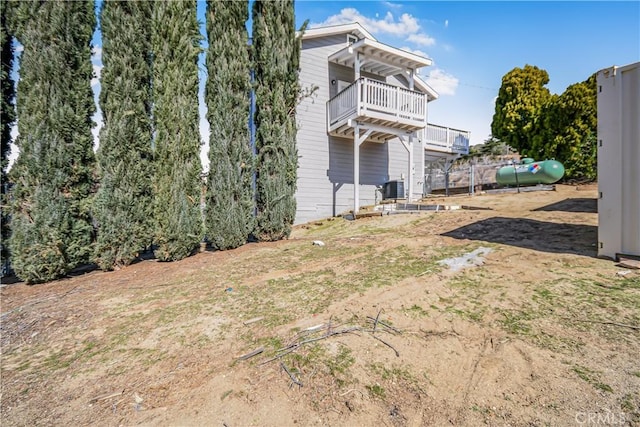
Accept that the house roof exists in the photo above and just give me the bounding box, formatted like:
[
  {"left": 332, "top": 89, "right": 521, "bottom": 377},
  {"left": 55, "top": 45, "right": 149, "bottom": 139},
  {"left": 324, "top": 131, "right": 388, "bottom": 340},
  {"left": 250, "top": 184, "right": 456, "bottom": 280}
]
[
  {"left": 302, "top": 22, "right": 375, "bottom": 41},
  {"left": 329, "top": 38, "right": 432, "bottom": 76},
  {"left": 303, "top": 22, "right": 439, "bottom": 101},
  {"left": 414, "top": 76, "right": 439, "bottom": 101}
]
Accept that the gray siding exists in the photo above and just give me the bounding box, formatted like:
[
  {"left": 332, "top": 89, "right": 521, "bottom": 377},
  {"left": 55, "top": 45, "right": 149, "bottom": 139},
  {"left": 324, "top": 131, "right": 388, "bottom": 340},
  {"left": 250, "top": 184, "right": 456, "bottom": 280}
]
[
  {"left": 295, "top": 34, "right": 430, "bottom": 224},
  {"left": 387, "top": 74, "right": 429, "bottom": 200},
  {"left": 295, "top": 35, "right": 345, "bottom": 224}
]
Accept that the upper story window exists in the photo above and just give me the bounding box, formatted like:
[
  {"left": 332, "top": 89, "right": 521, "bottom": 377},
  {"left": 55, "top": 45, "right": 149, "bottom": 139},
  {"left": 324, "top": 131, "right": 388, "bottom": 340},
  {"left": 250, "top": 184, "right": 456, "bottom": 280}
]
[{"left": 347, "top": 34, "right": 358, "bottom": 45}]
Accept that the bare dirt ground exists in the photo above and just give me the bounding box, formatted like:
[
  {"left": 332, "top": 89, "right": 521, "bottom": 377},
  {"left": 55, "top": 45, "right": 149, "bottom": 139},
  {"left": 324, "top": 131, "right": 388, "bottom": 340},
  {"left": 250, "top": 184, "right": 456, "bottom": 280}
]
[{"left": 1, "top": 183, "right": 639, "bottom": 427}]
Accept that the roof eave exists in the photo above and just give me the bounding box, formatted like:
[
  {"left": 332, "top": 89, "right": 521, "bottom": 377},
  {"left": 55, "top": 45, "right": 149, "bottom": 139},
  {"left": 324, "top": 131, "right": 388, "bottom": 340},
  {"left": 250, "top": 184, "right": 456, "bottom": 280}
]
[
  {"left": 300, "top": 22, "right": 376, "bottom": 41},
  {"left": 415, "top": 75, "right": 439, "bottom": 101},
  {"left": 328, "top": 38, "right": 433, "bottom": 76}
]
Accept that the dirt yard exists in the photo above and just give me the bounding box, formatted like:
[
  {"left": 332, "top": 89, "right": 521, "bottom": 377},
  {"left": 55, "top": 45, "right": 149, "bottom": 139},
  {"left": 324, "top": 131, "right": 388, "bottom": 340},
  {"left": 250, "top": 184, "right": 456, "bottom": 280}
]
[{"left": 1, "top": 184, "right": 639, "bottom": 427}]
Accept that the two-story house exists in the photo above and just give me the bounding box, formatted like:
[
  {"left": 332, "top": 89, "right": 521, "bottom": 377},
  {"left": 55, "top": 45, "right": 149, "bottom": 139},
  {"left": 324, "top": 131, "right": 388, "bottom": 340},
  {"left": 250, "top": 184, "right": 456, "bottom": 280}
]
[{"left": 294, "top": 22, "right": 469, "bottom": 224}]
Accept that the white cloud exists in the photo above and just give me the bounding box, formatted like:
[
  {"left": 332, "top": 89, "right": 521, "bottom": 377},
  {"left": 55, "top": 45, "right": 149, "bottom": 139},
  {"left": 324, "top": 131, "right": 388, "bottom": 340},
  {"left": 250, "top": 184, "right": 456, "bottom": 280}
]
[
  {"left": 400, "top": 46, "right": 430, "bottom": 59},
  {"left": 14, "top": 43, "right": 24, "bottom": 53},
  {"left": 91, "top": 63, "right": 102, "bottom": 88},
  {"left": 406, "top": 33, "right": 436, "bottom": 47},
  {"left": 91, "top": 109, "right": 102, "bottom": 152},
  {"left": 382, "top": 1, "right": 403, "bottom": 9},
  {"left": 313, "top": 8, "right": 439, "bottom": 51},
  {"left": 6, "top": 126, "right": 19, "bottom": 171},
  {"left": 91, "top": 45, "right": 103, "bottom": 88},
  {"left": 425, "top": 68, "right": 459, "bottom": 96},
  {"left": 314, "top": 8, "right": 420, "bottom": 37},
  {"left": 92, "top": 45, "right": 102, "bottom": 60},
  {"left": 444, "top": 19, "right": 449, "bottom": 28}
]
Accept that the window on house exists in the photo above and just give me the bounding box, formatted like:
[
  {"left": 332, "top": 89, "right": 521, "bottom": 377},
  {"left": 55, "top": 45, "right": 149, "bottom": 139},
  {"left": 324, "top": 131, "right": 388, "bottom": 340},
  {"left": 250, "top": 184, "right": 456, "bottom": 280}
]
[{"left": 347, "top": 34, "right": 358, "bottom": 45}]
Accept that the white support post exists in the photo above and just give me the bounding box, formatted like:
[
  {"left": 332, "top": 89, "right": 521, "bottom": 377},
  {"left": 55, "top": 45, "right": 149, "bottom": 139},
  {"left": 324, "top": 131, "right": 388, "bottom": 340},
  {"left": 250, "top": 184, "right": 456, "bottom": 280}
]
[
  {"left": 353, "top": 124, "right": 373, "bottom": 216},
  {"left": 408, "top": 136, "right": 414, "bottom": 201},
  {"left": 354, "top": 124, "right": 360, "bottom": 214},
  {"left": 398, "top": 135, "right": 414, "bottom": 201},
  {"left": 396, "top": 89, "right": 399, "bottom": 118},
  {"left": 446, "top": 127, "right": 451, "bottom": 149},
  {"left": 354, "top": 53, "right": 361, "bottom": 80},
  {"left": 361, "top": 78, "right": 367, "bottom": 114},
  {"left": 356, "top": 78, "right": 362, "bottom": 116},
  {"left": 409, "top": 69, "right": 415, "bottom": 90},
  {"left": 397, "top": 134, "right": 414, "bottom": 202}
]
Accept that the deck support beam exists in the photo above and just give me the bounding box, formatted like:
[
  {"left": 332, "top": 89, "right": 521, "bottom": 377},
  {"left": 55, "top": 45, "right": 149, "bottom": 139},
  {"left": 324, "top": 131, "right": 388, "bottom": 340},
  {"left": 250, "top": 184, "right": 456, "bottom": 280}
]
[
  {"left": 353, "top": 124, "right": 373, "bottom": 214},
  {"left": 397, "top": 134, "right": 414, "bottom": 202}
]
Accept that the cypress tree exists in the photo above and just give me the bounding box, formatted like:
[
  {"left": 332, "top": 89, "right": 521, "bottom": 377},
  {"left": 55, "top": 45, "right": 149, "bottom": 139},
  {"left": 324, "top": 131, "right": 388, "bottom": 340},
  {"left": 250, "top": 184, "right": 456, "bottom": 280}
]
[
  {"left": 93, "top": 0, "right": 154, "bottom": 270},
  {"left": 204, "top": 0, "right": 253, "bottom": 250},
  {"left": 9, "top": 0, "right": 96, "bottom": 283},
  {"left": 1, "top": 0, "right": 16, "bottom": 272},
  {"left": 252, "top": 0, "right": 301, "bottom": 241},
  {"left": 151, "top": 0, "right": 202, "bottom": 261}
]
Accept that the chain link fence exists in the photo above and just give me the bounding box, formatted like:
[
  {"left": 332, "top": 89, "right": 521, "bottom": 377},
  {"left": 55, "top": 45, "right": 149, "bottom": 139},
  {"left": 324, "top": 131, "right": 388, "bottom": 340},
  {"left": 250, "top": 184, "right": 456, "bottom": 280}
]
[{"left": 424, "top": 155, "right": 520, "bottom": 196}]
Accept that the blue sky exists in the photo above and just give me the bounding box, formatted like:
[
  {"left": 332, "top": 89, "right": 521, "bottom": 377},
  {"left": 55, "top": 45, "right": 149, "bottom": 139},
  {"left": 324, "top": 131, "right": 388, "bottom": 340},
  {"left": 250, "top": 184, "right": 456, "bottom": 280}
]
[
  {"left": 294, "top": 0, "right": 640, "bottom": 145},
  {"left": 9, "top": 1, "right": 640, "bottom": 168}
]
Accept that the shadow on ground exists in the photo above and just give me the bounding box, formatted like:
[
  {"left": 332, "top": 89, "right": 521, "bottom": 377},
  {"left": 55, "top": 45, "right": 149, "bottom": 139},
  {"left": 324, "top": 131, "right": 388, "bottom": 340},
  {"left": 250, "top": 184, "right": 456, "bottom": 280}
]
[
  {"left": 532, "top": 198, "right": 597, "bottom": 213},
  {"left": 441, "top": 217, "right": 598, "bottom": 257}
]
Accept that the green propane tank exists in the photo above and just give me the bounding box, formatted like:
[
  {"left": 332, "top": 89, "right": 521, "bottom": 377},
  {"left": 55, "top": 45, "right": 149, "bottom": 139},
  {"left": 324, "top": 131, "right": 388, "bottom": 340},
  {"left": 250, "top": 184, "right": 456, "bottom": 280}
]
[{"left": 496, "top": 158, "right": 565, "bottom": 186}]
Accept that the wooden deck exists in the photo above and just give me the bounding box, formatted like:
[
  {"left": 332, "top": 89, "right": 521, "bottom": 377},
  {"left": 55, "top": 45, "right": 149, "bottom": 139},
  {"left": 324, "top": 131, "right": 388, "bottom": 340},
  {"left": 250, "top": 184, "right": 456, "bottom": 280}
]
[
  {"left": 327, "top": 78, "right": 427, "bottom": 142},
  {"left": 327, "top": 79, "right": 469, "bottom": 155}
]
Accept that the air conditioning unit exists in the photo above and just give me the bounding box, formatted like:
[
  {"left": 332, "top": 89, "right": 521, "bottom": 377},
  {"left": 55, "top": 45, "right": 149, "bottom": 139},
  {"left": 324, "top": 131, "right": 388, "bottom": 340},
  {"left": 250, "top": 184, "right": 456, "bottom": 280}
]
[{"left": 383, "top": 180, "right": 405, "bottom": 200}]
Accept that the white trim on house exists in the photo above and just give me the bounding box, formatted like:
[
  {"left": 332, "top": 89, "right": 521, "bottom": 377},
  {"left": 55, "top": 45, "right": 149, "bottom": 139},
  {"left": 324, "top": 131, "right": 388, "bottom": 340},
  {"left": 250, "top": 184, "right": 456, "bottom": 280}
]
[
  {"left": 414, "top": 75, "right": 439, "bottom": 101},
  {"left": 328, "top": 38, "right": 433, "bottom": 77},
  {"left": 302, "top": 22, "right": 375, "bottom": 42},
  {"left": 302, "top": 23, "right": 437, "bottom": 100}
]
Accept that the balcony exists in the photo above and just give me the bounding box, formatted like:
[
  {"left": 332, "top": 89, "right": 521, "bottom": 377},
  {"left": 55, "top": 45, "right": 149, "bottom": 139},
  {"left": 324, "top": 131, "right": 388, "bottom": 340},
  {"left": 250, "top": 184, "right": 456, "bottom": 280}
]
[
  {"left": 424, "top": 124, "right": 470, "bottom": 156},
  {"left": 327, "top": 77, "right": 427, "bottom": 142}
]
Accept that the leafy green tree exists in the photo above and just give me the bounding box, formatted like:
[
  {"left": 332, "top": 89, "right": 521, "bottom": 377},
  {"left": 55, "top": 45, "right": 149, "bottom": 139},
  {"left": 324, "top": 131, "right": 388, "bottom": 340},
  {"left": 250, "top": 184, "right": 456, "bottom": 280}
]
[
  {"left": 492, "top": 65, "right": 551, "bottom": 156},
  {"left": 252, "top": 0, "right": 302, "bottom": 241},
  {"left": 479, "top": 136, "right": 514, "bottom": 157},
  {"left": 151, "top": 0, "right": 203, "bottom": 261},
  {"left": 93, "top": 0, "right": 154, "bottom": 270},
  {"left": 534, "top": 74, "right": 597, "bottom": 180},
  {"left": 1, "top": 0, "right": 16, "bottom": 272},
  {"left": 9, "top": 0, "right": 96, "bottom": 283},
  {"left": 204, "top": 0, "right": 254, "bottom": 250}
]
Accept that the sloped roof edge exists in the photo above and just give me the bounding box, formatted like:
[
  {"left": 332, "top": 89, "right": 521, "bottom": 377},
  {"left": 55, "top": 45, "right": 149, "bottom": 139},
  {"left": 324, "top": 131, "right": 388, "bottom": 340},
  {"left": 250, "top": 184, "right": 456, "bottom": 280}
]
[
  {"left": 300, "top": 22, "right": 376, "bottom": 42},
  {"left": 301, "top": 22, "right": 438, "bottom": 101},
  {"left": 415, "top": 75, "right": 439, "bottom": 101}
]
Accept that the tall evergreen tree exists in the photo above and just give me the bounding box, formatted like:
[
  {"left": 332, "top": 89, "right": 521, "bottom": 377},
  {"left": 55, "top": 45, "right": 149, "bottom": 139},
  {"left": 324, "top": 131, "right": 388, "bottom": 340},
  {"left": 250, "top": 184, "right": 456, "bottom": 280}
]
[
  {"left": 9, "top": 0, "right": 96, "bottom": 283},
  {"left": 491, "top": 64, "right": 551, "bottom": 156},
  {"left": 252, "top": 0, "right": 301, "bottom": 241},
  {"left": 93, "top": 0, "right": 154, "bottom": 270},
  {"left": 1, "top": 0, "right": 16, "bottom": 272},
  {"left": 204, "top": 0, "right": 253, "bottom": 250},
  {"left": 151, "top": 0, "right": 202, "bottom": 261}
]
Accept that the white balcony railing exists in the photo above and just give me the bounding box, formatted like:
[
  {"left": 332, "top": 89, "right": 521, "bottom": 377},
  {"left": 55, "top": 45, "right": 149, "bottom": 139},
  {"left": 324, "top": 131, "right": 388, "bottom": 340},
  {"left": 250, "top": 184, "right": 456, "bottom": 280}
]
[
  {"left": 424, "top": 123, "right": 470, "bottom": 155},
  {"left": 327, "top": 78, "right": 427, "bottom": 131},
  {"left": 328, "top": 80, "right": 358, "bottom": 126}
]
